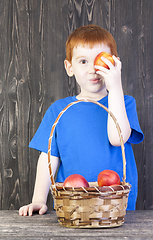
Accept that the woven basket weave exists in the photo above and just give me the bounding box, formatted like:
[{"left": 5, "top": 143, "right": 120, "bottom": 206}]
[{"left": 48, "top": 99, "right": 131, "bottom": 228}]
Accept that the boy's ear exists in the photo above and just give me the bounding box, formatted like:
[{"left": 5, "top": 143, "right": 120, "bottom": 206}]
[{"left": 64, "top": 60, "right": 74, "bottom": 77}]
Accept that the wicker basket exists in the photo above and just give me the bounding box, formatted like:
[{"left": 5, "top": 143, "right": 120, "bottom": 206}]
[{"left": 48, "top": 99, "right": 131, "bottom": 228}]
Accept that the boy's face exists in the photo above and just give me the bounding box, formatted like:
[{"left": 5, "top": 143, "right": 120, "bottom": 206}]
[{"left": 64, "top": 43, "right": 111, "bottom": 100}]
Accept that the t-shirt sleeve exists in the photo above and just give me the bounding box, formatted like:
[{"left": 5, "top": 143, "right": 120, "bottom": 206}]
[
  {"left": 125, "top": 96, "right": 144, "bottom": 144},
  {"left": 29, "top": 107, "right": 60, "bottom": 156}
]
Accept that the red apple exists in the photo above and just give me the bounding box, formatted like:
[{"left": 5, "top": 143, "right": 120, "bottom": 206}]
[
  {"left": 94, "top": 52, "right": 115, "bottom": 70},
  {"left": 97, "top": 170, "right": 120, "bottom": 187},
  {"left": 63, "top": 174, "right": 89, "bottom": 188}
]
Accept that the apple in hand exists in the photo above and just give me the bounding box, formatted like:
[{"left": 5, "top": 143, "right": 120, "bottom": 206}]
[
  {"left": 63, "top": 174, "right": 89, "bottom": 188},
  {"left": 94, "top": 52, "right": 115, "bottom": 70},
  {"left": 97, "top": 170, "right": 120, "bottom": 187}
]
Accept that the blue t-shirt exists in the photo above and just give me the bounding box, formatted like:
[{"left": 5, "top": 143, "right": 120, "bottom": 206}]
[{"left": 29, "top": 95, "right": 144, "bottom": 210}]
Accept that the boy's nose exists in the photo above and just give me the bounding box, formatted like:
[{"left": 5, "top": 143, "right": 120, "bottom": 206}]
[{"left": 89, "top": 63, "right": 96, "bottom": 74}]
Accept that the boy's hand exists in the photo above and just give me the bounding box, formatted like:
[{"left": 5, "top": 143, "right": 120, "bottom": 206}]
[
  {"left": 95, "top": 55, "right": 122, "bottom": 92},
  {"left": 19, "top": 202, "right": 47, "bottom": 216}
]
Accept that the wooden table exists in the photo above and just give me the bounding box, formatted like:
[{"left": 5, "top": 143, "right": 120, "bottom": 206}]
[{"left": 0, "top": 210, "right": 153, "bottom": 239}]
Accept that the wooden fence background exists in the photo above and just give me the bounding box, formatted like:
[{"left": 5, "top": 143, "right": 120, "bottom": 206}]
[{"left": 0, "top": 0, "right": 153, "bottom": 210}]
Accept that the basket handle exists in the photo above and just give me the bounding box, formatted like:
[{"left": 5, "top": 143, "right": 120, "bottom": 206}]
[{"left": 48, "top": 99, "right": 126, "bottom": 190}]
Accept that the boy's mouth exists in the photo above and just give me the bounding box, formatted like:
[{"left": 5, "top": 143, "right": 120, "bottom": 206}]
[{"left": 89, "top": 78, "right": 101, "bottom": 84}]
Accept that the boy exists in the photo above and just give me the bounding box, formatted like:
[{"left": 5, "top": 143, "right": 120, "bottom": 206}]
[{"left": 19, "top": 24, "right": 144, "bottom": 216}]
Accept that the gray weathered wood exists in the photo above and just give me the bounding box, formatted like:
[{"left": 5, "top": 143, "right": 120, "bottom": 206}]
[
  {"left": 0, "top": 0, "right": 152, "bottom": 211},
  {"left": 0, "top": 210, "right": 153, "bottom": 239}
]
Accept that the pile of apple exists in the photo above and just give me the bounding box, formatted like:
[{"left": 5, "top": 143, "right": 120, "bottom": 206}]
[{"left": 63, "top": 170, "right": 120, "bottom": 188}]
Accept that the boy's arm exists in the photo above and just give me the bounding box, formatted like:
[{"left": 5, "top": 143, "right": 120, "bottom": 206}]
[
  {"left": 19, "top": 152, "right": 59, "bottom": 216},
  {"left": 107, "top": 80, "right": 131, "bottom": 146},
  {"left": 96, "top": 56, "right": 131, "bottom": 146}
]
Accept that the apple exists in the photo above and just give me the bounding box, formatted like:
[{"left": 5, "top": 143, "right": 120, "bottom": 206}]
[
  {"left": 97, "top": 170, "right": 120, "bottom": 187},
  {"left": 63, "top": 174, "right": 89, "bottom": 188},
  {"left": 94, "top": 52, "right": 115, "bottom": 70}
]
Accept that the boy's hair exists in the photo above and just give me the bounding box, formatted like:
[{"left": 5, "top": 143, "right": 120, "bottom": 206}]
[{"left": 65, "top": 24, "right": 118, "bottom": 62}]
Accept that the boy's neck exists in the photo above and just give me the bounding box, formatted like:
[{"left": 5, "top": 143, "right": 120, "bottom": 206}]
[{"left": 76, "top": 88, "right": 108, "bottom": 101}]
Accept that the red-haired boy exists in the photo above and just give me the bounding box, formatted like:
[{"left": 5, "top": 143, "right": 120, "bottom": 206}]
[{"left": 19, "top": 24, "right": 143, "bottom": 216}]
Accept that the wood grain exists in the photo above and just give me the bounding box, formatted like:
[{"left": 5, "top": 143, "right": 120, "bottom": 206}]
[
  {"left": 0, "top": 210, "right": 153, "bottom": 239},
  {"left": 0, "top": 0, "right": 152, "bottom": 210}
]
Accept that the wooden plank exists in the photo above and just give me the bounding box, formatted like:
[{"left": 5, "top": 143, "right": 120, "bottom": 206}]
[
  {"left": 0, "top": 0, "right": 152, "bottom": 211},
  {"left": 109, "top": 0, "right": 153, "bottom": 210},
  {"left": 0, "top": 210, "right": 153, "bottom": 239}
]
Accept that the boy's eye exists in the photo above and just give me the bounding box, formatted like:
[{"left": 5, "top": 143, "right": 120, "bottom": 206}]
[{"left": 80, "top": 59, "right": 87, "bottom": 64}]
